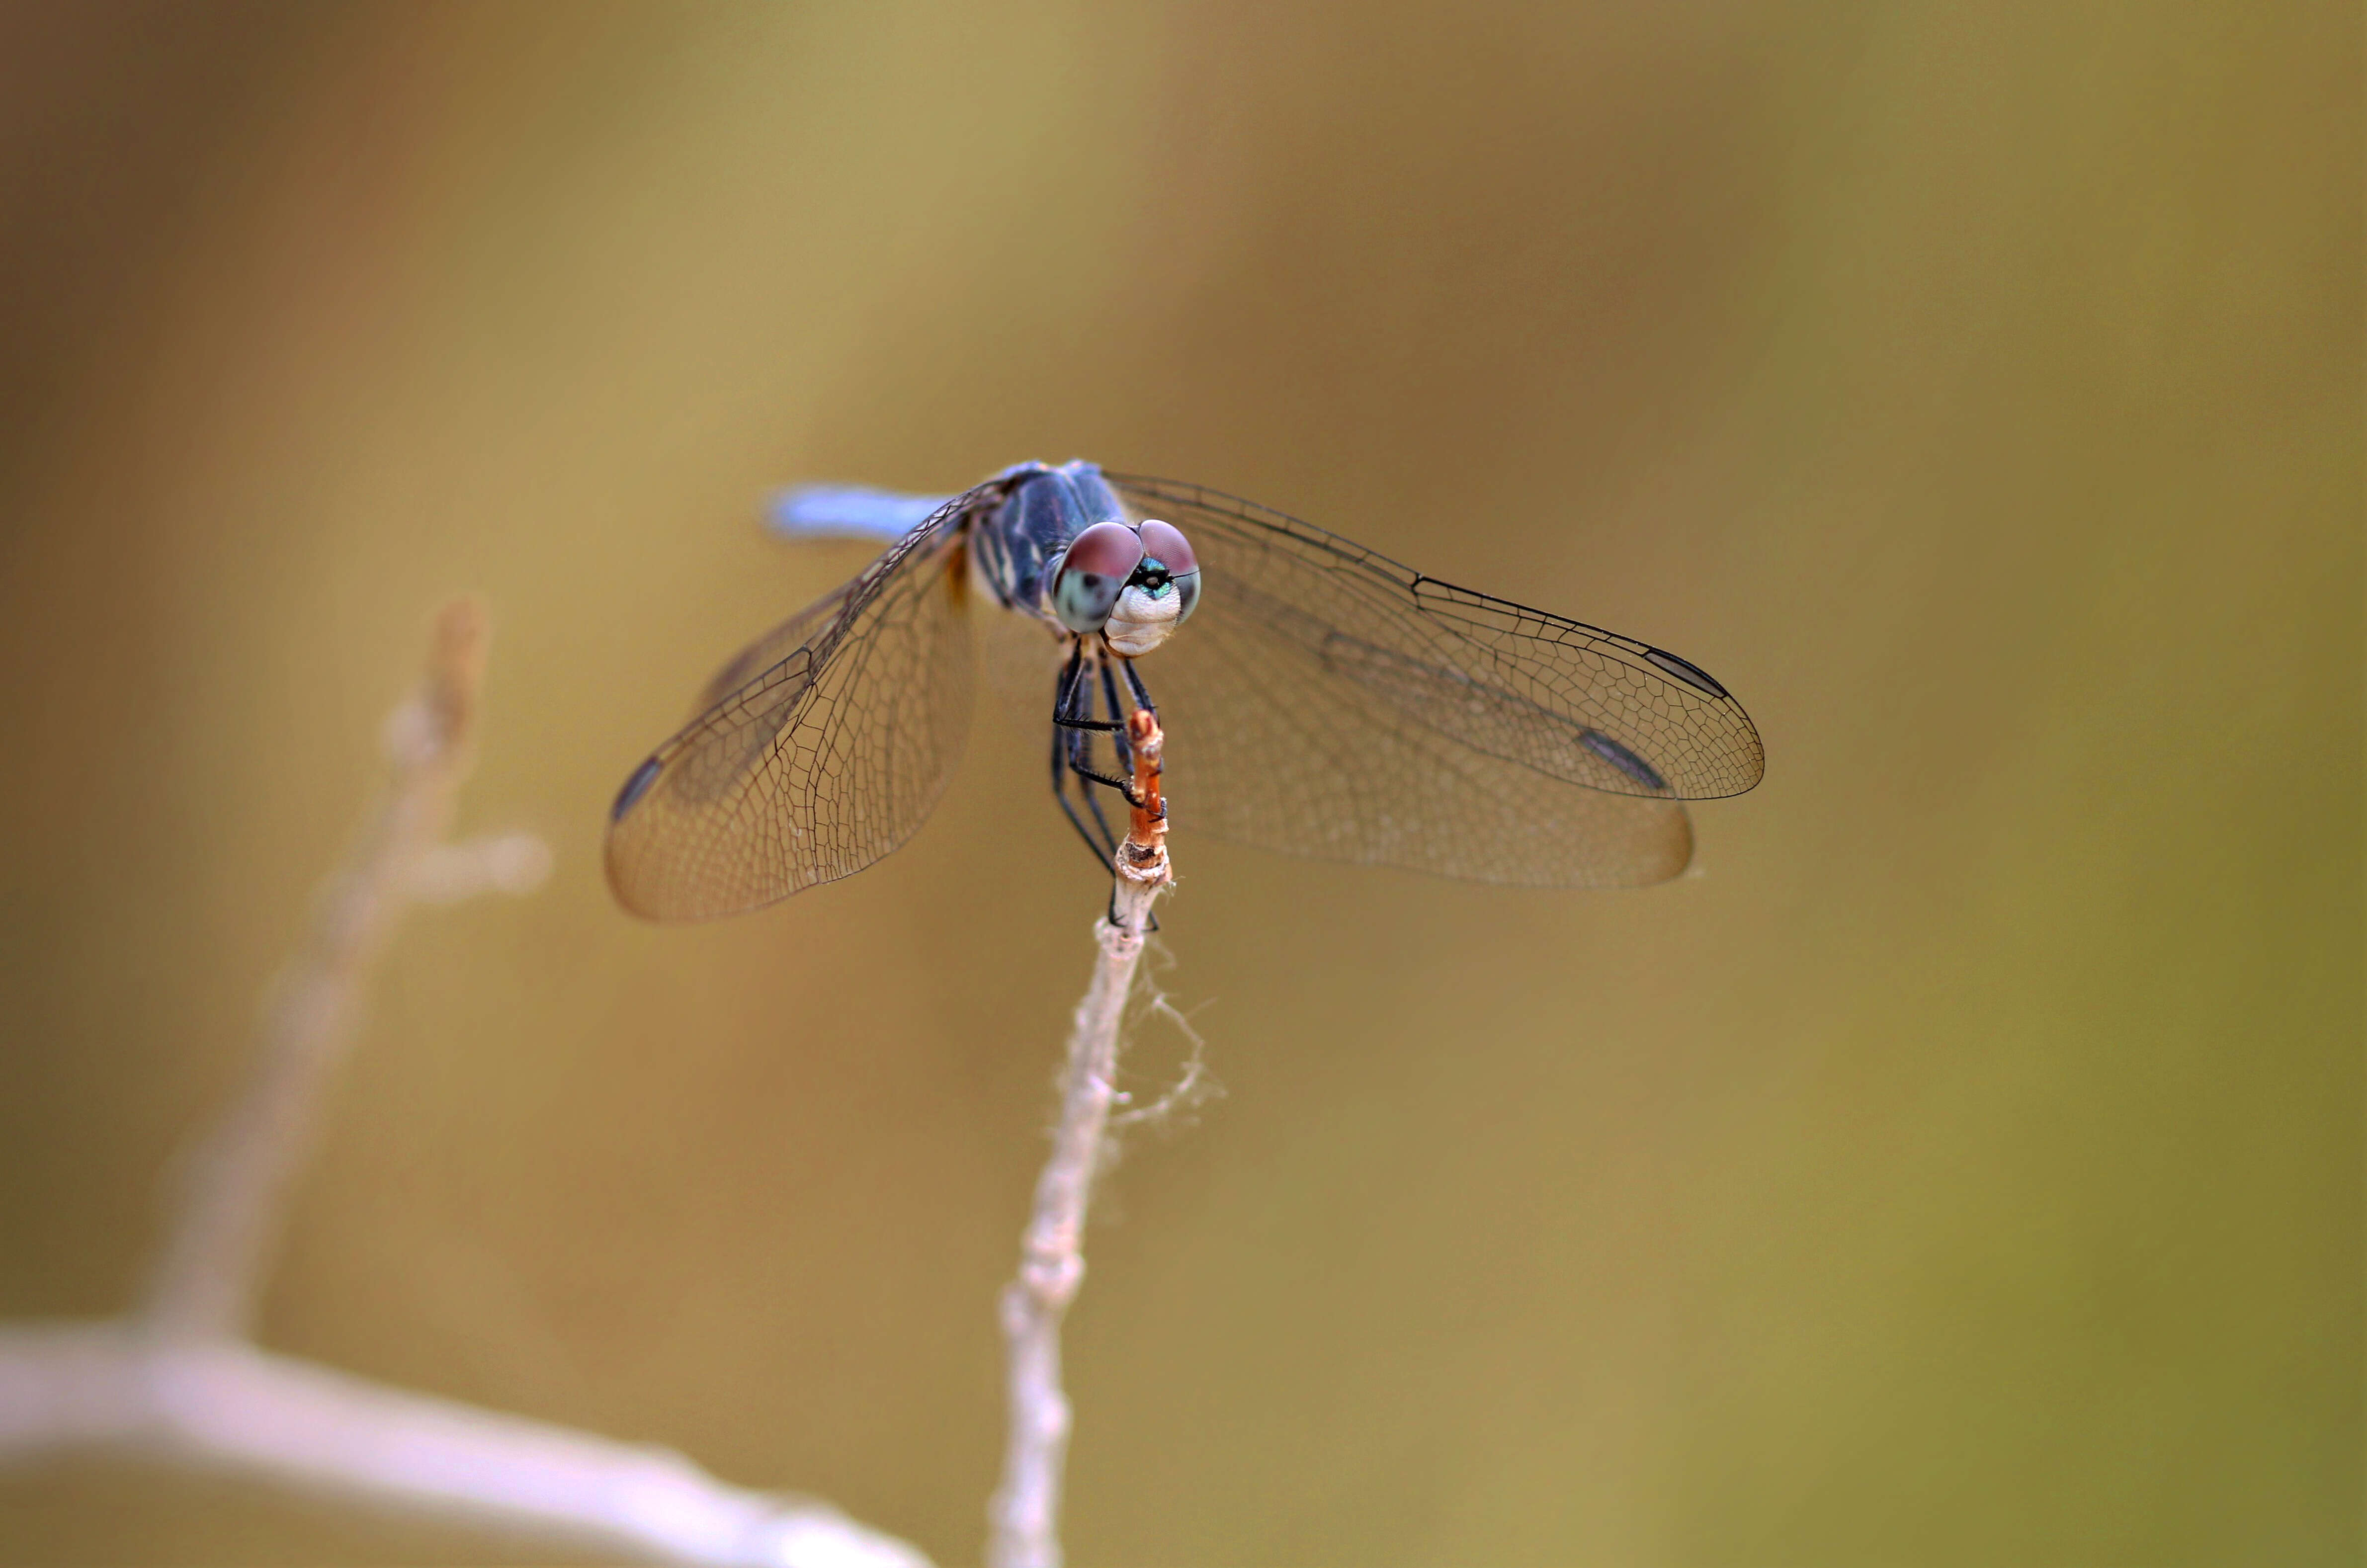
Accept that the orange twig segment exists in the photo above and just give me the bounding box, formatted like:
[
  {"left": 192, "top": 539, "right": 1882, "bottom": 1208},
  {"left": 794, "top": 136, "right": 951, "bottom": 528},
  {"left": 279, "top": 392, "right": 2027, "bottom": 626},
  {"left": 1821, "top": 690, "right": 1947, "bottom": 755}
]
[{"left": 1123, "top": 708, "right": 1166, "bottom": 863}]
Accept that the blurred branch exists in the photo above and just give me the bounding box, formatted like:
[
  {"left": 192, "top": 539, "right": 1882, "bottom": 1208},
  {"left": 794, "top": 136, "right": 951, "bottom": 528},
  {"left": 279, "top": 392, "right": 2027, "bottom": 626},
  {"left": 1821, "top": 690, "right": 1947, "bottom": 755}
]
[
  {"left": 0, "top": 1324, "right": 925, "bottom": 1568},
  {"left": 145, "top": 600, "right": 498, "bottom": 1341},
  {"left": 409, "top": 831, "right": 555, "bottom": 904},
  {"left": 0, "top": 601, "right": 932, "bottom": 1568},
  {"left": 988, "top": 709, "right": 1173, "bottom": 1568}
]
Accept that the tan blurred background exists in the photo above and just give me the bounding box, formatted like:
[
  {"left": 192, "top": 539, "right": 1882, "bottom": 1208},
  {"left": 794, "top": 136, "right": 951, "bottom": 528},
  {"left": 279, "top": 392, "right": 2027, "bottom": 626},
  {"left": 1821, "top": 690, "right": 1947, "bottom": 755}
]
[{"left": 0, "top": 3, "right": 2356, "bottom": 1564}]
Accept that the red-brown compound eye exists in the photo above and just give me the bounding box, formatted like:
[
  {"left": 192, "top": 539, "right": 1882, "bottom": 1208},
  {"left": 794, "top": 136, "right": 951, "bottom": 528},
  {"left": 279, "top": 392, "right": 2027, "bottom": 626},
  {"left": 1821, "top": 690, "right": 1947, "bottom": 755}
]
[
  {"left": 1050, "top": 521, "right": 1146, "bottom": 633},
  {"left": 1135, "top": 519, "right": 1200, "bottom": 626},
  {"left": 1136, "top": 520, "right": 1197, "bottom": 576}
]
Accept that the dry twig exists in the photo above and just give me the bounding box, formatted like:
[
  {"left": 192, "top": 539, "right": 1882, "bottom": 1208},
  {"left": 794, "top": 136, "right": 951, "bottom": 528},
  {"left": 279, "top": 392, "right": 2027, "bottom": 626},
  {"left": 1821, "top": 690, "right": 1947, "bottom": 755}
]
[
  {"left": 146, "top": 601, "right": 489, "bottom": 1340},
  {"left": 0, "top": 601, "right": 929, "bottom": 1568},
  {"left": 0, "top": 1323, "right": 922, "bottom": 1568},
  {"left": 987, "top": 708, "right": 1174, "bottom": 1568}
]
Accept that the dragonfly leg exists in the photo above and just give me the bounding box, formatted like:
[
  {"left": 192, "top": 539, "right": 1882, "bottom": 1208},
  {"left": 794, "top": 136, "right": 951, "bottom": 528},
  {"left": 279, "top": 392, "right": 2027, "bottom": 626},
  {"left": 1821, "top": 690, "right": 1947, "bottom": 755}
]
[
  {"left": 1098, "top": 655, "right": 1135, "bottom": 776},
  {"left": 1070, "top": 756, "right": 1144, "bottom": 803},
  {"left": 1057, "top": 650, "right": 1147, "bottom": 805},
  {"left": 1070, "top": 662, "right": 1150, "bottom": 809},
  {"left": 1050, "top": 638, "right": 1125, "bottom": 734},
  {"left": 1067, "top": 711, "right": 1129, "bottom": 848},
  {"left": 1047, "top": 642, "right": 1159, "bottom": 929},
  {"left": 1050, "top": 646, "right": 1120, "bottom": 870},
  {"left": 1064, "top": 649, "right": 1137, "bottom": 810},
  {"left": 1121, "top": 657, "right": 1156, "bottom": 719},
  {"left": 1051, "top": 729, "right": 1117, "bottom": 872}
]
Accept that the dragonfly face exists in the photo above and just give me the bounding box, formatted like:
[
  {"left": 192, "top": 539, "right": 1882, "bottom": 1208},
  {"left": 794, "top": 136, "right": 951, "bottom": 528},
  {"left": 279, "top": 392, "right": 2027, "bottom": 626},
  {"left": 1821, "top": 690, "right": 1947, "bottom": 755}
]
[
  {"left": 604, "top": 459, "right": 1765, "bottom": 921},
  {"left": 1046, "top": 519, "right": 1202, "bottom": 652}
]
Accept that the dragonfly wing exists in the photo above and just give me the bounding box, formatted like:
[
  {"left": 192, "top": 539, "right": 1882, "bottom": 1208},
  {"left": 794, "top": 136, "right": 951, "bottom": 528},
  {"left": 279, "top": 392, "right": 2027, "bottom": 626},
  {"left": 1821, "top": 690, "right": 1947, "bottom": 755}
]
[
  {"left": 1107, "top": 476, "right": 1762, "bottom": 887},
  {"left": 1138, "top": 573, "right": 1697, "bottom": 887},
  {"left": 606, "top": 493, "right": 981, "bottom": 920}
]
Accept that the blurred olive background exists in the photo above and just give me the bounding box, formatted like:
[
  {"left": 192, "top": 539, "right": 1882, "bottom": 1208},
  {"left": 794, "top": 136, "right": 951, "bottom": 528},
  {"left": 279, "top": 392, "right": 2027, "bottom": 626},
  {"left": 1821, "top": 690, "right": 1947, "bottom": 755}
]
[{"left": 0, "top": 3, "right": 2356, "bottom": 1564}]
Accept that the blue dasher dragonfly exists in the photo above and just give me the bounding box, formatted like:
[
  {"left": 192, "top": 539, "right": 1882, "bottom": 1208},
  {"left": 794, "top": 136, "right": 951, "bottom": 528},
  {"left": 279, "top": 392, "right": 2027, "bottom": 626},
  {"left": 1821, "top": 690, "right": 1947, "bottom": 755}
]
[{"left": 606, "top": 461, "right": 1763, "bottom": 921}]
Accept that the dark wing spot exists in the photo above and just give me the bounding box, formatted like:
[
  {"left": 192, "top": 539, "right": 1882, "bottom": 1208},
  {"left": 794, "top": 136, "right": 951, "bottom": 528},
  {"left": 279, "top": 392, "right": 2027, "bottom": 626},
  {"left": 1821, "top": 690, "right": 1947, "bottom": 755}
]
[
  {"left": 1581, "top": 730, "right": 1669, "bottom": 792},
  {"left": 611, "top": 755, "right": 664, "bottom": 821},
  {"left": 1643, "top": 647, "right": 1728, "bottom": 699}
]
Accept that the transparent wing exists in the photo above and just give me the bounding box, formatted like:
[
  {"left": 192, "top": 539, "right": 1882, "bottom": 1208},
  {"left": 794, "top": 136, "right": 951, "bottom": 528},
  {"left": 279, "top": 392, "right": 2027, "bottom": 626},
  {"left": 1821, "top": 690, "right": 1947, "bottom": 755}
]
[
  {"left": 1107, "top": 475, "right": 1765, "bottom": 887},
  {"left": 606, "top": 492, "right": 981, "bottom": 920}
]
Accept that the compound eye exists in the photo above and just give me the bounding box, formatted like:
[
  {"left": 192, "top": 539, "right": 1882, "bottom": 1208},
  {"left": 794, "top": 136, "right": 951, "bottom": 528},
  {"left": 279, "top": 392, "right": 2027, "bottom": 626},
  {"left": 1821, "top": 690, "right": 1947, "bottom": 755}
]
[
  {"left": 1137, "top": 520, "right": 1197, "bottom": 576},
  {"left": 1051, "top": 521, "right": 1144, "bottom": 633},
  {"left": 1170, "top": 569, "right": 1200, "bottom": 625}
]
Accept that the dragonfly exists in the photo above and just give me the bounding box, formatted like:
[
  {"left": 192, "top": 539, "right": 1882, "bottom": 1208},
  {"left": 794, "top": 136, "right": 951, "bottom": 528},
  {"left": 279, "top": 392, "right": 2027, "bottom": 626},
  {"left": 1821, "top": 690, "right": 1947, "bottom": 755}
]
[{"left": 606, "top": 460, "right": 1764, "bottom": 921}]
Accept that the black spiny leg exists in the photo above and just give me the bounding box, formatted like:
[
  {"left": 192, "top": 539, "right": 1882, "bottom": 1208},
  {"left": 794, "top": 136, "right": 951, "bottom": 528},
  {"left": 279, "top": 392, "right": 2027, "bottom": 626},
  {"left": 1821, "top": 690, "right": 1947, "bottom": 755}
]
[
  {"left": 1052, "top": 646, "right": 1142, "bottom": 803},
  {"left": 1049, "top": 717, "right": 1114, "bottom": 873},
  {"left": 1122, "top": 657, "right": 1157, "bottom": 721},
  {"left": 1068, "top": 712, "right": 1125, "bottom": 862},
  {"left": 1050, "top": 645, "right": 1118, "bottom": 871},
  {"left": 1099, "top": 657, "right": 1134, "bottom": 777},
  {"left": 1050, "top": 643, "right": 1161, "bottom": 927},
  {"left": 1073, "top": 651, "right": 1139, "bottom": 859}
]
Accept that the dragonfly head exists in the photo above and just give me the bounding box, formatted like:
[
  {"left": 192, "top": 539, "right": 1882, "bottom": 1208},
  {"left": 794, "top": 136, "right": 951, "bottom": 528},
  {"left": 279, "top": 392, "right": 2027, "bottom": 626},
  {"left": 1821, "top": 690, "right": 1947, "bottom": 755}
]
[{"left": 1051, "top": 518, "right": 1200, "bottom": 655}]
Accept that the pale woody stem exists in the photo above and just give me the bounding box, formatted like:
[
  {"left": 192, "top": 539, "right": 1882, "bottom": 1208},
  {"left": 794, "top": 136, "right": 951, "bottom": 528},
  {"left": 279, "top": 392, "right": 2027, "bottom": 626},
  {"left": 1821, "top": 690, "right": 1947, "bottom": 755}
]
[
  {"left": 987, "top": 711, "right": 1170, "bottom": 1568},
  {"left": 143, "top": 601, "right": 485, "bottom": 1342},
  {"left": 0, "top": 601, "right": 929, "bottom": 1568}
]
